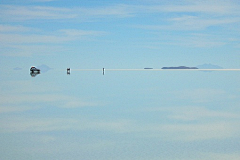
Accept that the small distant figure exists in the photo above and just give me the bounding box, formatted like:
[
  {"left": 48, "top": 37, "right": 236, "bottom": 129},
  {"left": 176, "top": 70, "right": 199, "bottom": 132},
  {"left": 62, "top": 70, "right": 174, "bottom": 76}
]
[
  {"left": 67, "top": 68, "right": 70, "bottom": 75},
  {"left": 103, "top": 68, "right": 105, "bottom": 75}
]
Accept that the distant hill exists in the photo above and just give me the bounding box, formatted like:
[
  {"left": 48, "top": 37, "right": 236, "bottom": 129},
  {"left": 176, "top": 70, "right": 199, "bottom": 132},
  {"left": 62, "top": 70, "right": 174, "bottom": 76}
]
[
  {"left": 37, "top": 64, "right": 52, "bottom": 73},
  {"left": 197, "top": 63, "right": 223, "bottom": 69},
  {"left": 13, "top": 67, "right": 22, "bottom": 70}
]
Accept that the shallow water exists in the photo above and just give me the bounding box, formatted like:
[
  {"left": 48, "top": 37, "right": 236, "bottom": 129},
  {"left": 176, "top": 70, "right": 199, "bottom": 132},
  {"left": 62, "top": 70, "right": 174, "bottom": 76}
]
[{"left": 1, "top": 69, "right": 240, "bottom": 160}]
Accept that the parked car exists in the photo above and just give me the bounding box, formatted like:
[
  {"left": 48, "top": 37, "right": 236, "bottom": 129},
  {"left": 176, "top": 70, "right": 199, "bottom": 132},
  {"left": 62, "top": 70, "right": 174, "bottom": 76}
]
[{"left": 30, "top": 66, "right": 40, "bottom": 72}]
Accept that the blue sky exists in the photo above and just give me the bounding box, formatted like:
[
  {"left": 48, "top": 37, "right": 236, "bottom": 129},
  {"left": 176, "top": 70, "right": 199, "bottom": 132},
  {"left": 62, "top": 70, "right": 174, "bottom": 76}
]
[{"left": 1, "top": 0, "right": 240, "bottom": 70}]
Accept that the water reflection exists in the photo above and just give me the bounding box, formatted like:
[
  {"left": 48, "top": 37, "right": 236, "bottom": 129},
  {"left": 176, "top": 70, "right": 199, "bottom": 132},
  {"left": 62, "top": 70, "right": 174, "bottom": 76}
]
[
  {"left": 1, "top": 70, "right": 240, "bottom": 160},
  {"left": 30, "top": 72, "right": 40, "bottom": 77}
]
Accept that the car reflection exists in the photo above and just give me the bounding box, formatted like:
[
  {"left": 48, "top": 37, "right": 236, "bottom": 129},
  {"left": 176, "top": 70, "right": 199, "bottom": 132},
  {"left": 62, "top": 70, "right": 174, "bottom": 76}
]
[{"left": 30, "top": 72, "right": 40, "bottom": 77}]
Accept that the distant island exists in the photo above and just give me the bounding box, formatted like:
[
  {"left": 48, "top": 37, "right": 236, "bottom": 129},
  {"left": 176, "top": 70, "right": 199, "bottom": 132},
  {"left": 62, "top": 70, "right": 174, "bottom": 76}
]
[{"left": 162, "top": 66, "right": 198, "bottom": 69}]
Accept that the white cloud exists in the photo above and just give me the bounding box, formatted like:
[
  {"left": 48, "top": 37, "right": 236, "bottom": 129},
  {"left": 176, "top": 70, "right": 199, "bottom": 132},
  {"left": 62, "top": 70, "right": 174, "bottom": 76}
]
[
  {"left": 0, "top": 24, "right": 35, "bottom": 32},
  {"left": 0, "top": 28, "right": 104, "bottom": 44},
  {"left": 0, "top": 93, "right": 100, "bottom": 112},
  {"left": 169, "top": 17, "right": 239, "bottom": 30},
  {"left": 136, "top": 11, "right": 240, "bottom": 32},
  {"left": 32, "top": 0, "right": 55, "bottom": 2},
  {"left": 1, "top": 112, "right": 239, "bottom": 142},
  {"left": 138, "top": 103, "right": 240, "bottom": 141},
  {"left": 0, "top": 80, "right": 101, "bottom": 113},
  {"left": 84, "top": 4, "right": 134, "bottom": 18},
  {"left": 128, "top": 1, "right": 240, "bottom": 48},
  {"left": 0, "top": 115, "right": 132, "bottom": 133},
  {"left": 148, "top": 105, "right": 239, "bottom": 121},
  {"left": 0, "top": 117, "right": 78, "bottom": 132},
  {"left": 172, "top": 88, "right": 228, "bottom": 103},
  {"left": 1, "top": 1, "right": 240, "bottom": 23},
  {"left": 0, "top": 33, "right": 69, "bottom": 44},
  {"left": 63, "top": 101, "right": 100, "bottom": 109},
  {"left": 144, "top": 0, "right": 240, "bottom": 15},
  {"left": 0, "top": 4, "right": 134, "bottom": 22},
  {"left": 1, "top": 44, "right": 65, "bottom": 57},
  {"left": 133, "top": 1, "right": 240, "bottom": 46},
  {"left": 0, "top": 82, "right": 239, "bottom": 141},
  {"left": 206, "top": 152, "right": 240, "bottom": 160},
  {"left": 0, "top": 106, "right": 34, "bottom": 113},
  {"left": 0, "top": 27, "right": 105, "bottom": 56},
  {"left": 59, "top": 29, "right": 106, "bottom": 37},
  {"left": 156, "top": 122, "right": 239, "bottom": 141},
  {"left": 0, "top": 5, "right": 76, "bottom": 21},
  {"left": 0, "top": 1, "right": 240, "bottom": 52}
]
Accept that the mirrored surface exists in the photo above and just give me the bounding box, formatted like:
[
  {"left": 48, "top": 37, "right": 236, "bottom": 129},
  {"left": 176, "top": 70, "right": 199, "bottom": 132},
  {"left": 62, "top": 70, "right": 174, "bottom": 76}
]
[{"left": 0, "top": 69, "right": 240, "bottom": 160}]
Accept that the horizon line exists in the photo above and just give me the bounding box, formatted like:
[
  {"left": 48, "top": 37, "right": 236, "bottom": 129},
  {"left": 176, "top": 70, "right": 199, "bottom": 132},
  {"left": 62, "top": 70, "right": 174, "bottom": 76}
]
[{"left": 71, "top": 69, "right": 240, "bottom": 71}]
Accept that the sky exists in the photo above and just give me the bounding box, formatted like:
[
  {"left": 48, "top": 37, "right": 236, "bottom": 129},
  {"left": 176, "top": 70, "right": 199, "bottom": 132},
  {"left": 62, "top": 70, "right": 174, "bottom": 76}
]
[{"left": 0, "top": 0, "right": 240, "bottom": 70}]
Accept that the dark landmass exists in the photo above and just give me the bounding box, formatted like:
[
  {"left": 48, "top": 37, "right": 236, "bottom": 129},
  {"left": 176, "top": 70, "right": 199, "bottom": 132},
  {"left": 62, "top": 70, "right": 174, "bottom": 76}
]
[
  {"left": 162, "top": 66, "right": 198, "bottom": 69},
  {"left": 37, "top": 64, "right": 52, "bottom": 73},
  {"left": 197, "top": 63, "right": 223, "bottom": 69}
]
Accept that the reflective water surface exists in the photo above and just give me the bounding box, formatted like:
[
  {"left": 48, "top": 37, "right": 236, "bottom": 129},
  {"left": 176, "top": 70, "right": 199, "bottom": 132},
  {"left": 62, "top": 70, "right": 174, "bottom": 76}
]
[{"left": 1, "top": 69, "right": 240, "bottom": 160}]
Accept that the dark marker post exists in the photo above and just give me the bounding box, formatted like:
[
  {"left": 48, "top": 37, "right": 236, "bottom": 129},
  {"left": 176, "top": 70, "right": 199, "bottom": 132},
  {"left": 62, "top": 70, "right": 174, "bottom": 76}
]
[
  {"left": 67, "top": 68, "right": 70, "bottom": 75},
  {"left": 103, "top": 68, "right": 105, "bottom": 75}
]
